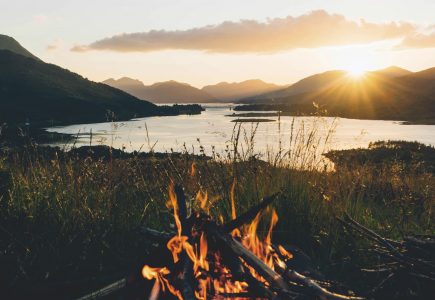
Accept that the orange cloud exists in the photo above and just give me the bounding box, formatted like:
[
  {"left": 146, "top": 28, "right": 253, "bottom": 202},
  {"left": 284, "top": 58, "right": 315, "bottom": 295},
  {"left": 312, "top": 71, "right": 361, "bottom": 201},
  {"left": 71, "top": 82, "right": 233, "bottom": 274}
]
[
  {"left": 46, "top": 39, "right": 63, "bottom": 51},
  {"left": 72, "top": 10, "right": 416, "bottom": 53},
  {"left": 396, "top": 32, "right": 435, "bottom": 49}
]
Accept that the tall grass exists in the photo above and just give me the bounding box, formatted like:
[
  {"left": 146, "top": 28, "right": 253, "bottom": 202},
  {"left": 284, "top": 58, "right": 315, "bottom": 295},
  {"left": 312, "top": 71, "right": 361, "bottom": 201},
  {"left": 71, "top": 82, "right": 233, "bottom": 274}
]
[{"left": 0, "top": 117, "right": 433, "bottom": 295}]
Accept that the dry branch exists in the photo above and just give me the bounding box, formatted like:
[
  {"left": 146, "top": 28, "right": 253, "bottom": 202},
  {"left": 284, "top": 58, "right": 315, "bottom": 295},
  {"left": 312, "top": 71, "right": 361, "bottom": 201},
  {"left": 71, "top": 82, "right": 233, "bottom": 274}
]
[
  {"left": 223, "top": 192, "right": 280, "bottom": 232},
  {"left": 205, "top": 221, "right": 296, "bottom": 298}
]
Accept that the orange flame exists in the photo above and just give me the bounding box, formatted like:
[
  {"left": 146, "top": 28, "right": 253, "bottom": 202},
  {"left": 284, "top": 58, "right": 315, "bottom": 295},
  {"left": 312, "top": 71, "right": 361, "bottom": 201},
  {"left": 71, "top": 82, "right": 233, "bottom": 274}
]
[
  {"left": 278, "top": 245, "right": 294, "bottom": 260},
  {"left": 196, "top": 190, "right": 208, "bottom": 212},
  {"left": 230, "top": 178, "right": 237, "bottom": 220},
  {"left": 142, "top": 265, "right": 170, "bottom": 280},
  {"left": 190, "top": 161, "right": 196, "bottom": 177},
  {"left": 166, "top": 182, "right": 188, "bottom": 263},
  {"left": 143, "top": 183, "right": 293, "bottom": 299},
  {"left": 141, "top": 265, "right": 182, "bottom": 299},
  {"left": 230, "top": 179, "right": 241, "bottom": 238}
]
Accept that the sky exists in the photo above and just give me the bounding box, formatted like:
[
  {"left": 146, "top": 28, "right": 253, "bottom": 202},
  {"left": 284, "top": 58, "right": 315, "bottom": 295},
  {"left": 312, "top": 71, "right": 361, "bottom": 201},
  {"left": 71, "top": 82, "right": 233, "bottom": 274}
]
[{"left": 2, "top": 0, "right": 435, "bottom": 87}]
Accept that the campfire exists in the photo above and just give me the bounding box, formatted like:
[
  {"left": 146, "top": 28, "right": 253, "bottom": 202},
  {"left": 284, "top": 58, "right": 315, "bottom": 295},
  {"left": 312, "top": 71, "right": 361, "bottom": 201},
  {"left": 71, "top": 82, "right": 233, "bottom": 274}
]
[{"left": 139, "top": 183, "right": 362, "bottom": 300}]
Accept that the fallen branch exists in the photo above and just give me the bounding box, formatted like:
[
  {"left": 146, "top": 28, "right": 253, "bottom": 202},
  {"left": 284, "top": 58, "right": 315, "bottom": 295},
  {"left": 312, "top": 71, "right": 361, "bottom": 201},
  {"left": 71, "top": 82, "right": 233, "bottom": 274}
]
[
  {"left": 75, "top": 278, "right": 126, "bottom": 300},
  {"left": 205, "top": 221, "right": 295, "bottom": 298},
  {"left": 223, "top": 192, "right": 280, "bottom": 232}
]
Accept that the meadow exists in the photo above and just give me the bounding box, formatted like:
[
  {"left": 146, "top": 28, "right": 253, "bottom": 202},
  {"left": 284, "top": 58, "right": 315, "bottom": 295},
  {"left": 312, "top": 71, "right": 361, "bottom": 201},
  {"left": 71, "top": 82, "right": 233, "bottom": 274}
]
[{"left": 0, "top": 121, "right": 433, "bottom": 299}]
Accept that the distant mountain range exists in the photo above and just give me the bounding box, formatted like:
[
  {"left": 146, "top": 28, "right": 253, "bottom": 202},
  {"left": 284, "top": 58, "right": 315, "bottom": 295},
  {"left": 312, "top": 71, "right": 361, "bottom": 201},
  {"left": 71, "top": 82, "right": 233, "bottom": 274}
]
[
  {"left": 103, "top": 78, "right": 215, "bottom": 103},
  {"left": 202, "top": 80, "right": 285, "bottom": 101},
  {"left": 0, "top": 35, "right": 201, "bottom": 125},
  {"left": 103, "top": 77, "right": 285, "bottom": 103},
  {"left": 237, "top": 66, "right": 435, "bottom": 123},
  {"left": 1, "top": 33, "right": 434, "bottom": 125}
]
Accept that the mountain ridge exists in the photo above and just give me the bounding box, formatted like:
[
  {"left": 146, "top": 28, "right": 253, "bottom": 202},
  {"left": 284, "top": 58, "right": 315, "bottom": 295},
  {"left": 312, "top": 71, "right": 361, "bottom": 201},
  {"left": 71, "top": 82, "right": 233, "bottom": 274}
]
[
  {"left": 0, "top": 34, "right": 39, "bottom": 60},
  {"left": 236, "top": 66, "right": 435, "bottom": 123},
  {"left": 201, "top": 79, "right": 284, "bottom": 100},
  {"left": 0, "top": 45, "right": 201, "bottom": 125},
  {"left": 103, "top": 78, "right": 215, "bottom": 103}
]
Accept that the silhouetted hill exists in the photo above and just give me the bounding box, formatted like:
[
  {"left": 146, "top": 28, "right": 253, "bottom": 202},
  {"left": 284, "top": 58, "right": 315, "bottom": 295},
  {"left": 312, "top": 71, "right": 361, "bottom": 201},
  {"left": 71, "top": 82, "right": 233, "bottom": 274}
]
[
  {"left": 201, "top": 79, "right": 283, "bottom": 100},
  {"left": 373, "top": 66, "right": 412, "bottom": 78},
  {"left": 0, "top": 34, "right": 39, "bottom": 60},
  {"left": 404, "top": 67, "right": 435, "bottom": 80},
  {"left": 240, "top": 71, "right": 347, "bottom": 103},
  {"left": 103, "top": 78, "right": 215, "bottom": 103},
  {"left": 0, "top": 50, "right": 199, "bottom": 125},
  {"left": 236, "top": 67, "right": 435, "bottom": 123}
]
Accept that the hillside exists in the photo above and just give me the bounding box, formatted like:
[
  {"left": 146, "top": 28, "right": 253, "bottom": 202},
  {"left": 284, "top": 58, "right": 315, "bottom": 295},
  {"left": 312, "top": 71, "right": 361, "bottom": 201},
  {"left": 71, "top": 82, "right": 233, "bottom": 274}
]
[
  {"left": 236, "top": 67, "right": 435, "bottom": 123},
  {"left": 201, "top": 79, "right": 283, "bottom": 100},
  {"left": 0, "top": 50, "right": 196, "bottom": 125},
  {"left": 373, "top": 66, "right": 412, "bottom": 78},
  {"left": 0, "top": 34, "right": 39, "bottom": 60},
  {"left": 103, "top": 78, "right": 215, "bottom": 103},
  {"left": 239, "top": 70, "right": 347, "bottom": 103}
]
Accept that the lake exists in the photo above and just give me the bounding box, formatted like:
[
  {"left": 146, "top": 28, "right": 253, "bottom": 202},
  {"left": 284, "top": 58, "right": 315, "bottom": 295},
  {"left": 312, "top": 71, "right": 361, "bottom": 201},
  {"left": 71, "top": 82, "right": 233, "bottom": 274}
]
[{"left": 46, "top": 103, "right": 435, "bottom": 159}]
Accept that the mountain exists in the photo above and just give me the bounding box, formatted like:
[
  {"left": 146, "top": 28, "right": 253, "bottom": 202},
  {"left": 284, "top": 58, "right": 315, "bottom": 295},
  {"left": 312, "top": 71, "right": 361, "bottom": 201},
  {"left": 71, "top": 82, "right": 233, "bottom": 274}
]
[
  {"left": 103, "top": 78, "right": 215, "bottom": 103},
  {"left": 404, "top": 67, "right": 435, "bottom": 80},
  {"left": 0, "top": 34, "right": 39, "bottom": 60},
  {"left": 240, "top": 70, "right": 347, "bottom": 103},
  {"left": 373, "top": 66, "right": 412, "bottom": 78},
  {"left": 201, "top": 79, "right": 283, "bottom": 101},
  {"left": 237, "top": 66, "right": 435, "bottom": 123},
  {"left": 0, "top": 49, "right": 199, "bottom": 125}
]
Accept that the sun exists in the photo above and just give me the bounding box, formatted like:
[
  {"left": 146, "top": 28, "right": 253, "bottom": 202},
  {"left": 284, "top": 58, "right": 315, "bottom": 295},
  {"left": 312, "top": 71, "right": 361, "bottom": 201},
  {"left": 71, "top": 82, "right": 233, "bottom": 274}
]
[{"left": 346, "top": 64, "right": 369, "bottom": 78}]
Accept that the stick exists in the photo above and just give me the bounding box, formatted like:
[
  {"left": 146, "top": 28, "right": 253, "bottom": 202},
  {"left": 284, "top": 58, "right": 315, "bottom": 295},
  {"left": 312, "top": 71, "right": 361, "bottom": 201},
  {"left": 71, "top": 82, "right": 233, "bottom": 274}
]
[
  {"left": 149, "top": 280, "right": 161, "bottom": 300},
  {"left": 174, "top": 185, "right": 196, "bottom": 300},
  {"left": 205, "top": 221, "right": 295, "bottom": 298},
  {"left": 223, "top": 192, "right": 280, "bottom": 232},
  {"left": 271, "top": 244, "right": 363, "bottom": 300},
  {"left": 75, "top": 278, "right": 126, "bottom": 300},
  {"left": 139, "top": 227, "right": 173, "bottom": 243},
  {"left": 280, "top": 268, "right": 363, "bottom": 300}
]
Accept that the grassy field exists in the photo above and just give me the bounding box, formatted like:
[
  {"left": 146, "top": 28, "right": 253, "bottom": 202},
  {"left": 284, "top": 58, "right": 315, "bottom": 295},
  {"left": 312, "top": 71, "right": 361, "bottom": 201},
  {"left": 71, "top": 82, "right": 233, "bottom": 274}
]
[{"left": 0, "top": 123, "right": 433, "bottom": 298}]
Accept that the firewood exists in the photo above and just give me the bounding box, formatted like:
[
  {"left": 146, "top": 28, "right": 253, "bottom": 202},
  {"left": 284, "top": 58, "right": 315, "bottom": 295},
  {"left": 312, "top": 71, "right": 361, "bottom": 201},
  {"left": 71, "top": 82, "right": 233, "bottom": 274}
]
[
  {"left": 75, "top": 278, "right": 127, "bottom": 300},
  {"left": 175, "top": 185, "right": 196, "bottom": 300},
  {"left": 139, "top": 226, "right": 173, "bottom": 243},
  {"left": 271, "top": 244, "right": 363, "bottom": 300},
  {"left": 205, "top": 221, "right": 296, "bottom": 298},
  {"left": 149, "top": 280, "right": 161, "bottom": 300},
  {"left": 223, "top": 192, "right": 280, "bottom": 232}
]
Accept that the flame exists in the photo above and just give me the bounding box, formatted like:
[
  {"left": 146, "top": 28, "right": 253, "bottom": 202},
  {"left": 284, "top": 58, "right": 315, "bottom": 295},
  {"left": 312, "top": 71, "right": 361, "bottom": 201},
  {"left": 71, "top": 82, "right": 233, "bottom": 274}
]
[
  {"left": 230, "top": 179, "right": 241, "bottom": 238},
  {"left": 190, "top": 161, "right": 196, "bottom": 177},
  {"left": 166, "top": 182, "right": 187, "bottom": 263},
  {"left": 166, "top": 182, "right": 182, "bottom": 238},
  {"left": 142, "top": 265, "right": 182, "bottom": 299},
  {"left": 143, "top": 183, "right": 293, "bottom": 299},
  {"left": 142, "top": 265, "right": 170, "bottom": 280},
  {"left": 196, "top": 190, "right": 208, "bottom": 212},
  {"left": 278, "top": 245, "right": 294, "bottom": 260},
  {"left": 230, "top": 178, "right": 237, "bottom": 220},
  {"left": 265, "top": 209, "right": 278, "bottom": 246},
  {"left": 240, "top": 209, "right": 281, "bottom": 277}
]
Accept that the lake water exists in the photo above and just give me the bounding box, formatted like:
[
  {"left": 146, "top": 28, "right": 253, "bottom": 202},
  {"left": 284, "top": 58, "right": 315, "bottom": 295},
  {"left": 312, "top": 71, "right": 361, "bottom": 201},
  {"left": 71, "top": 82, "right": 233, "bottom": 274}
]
[{"left": 46, "top": 104, "right": 435, "bottom": 159}]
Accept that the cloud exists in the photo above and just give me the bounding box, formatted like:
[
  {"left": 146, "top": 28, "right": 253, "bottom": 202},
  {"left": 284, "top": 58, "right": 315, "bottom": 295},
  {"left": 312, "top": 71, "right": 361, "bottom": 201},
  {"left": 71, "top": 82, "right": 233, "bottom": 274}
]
[
  {"left": 46, "top": 39, "right": 63, "bottom": 51},
  {"left": 71, "top": 10, "right": 416, "bottom": 53},
  {"left": 396, "top": 32, "right": 435, "bottom": 49}
]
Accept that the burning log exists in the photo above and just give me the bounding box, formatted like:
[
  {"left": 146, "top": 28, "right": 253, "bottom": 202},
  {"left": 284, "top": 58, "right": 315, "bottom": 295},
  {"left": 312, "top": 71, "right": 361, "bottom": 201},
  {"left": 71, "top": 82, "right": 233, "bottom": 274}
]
[
  {"left": 76, "top": 185, "right": 362, "bottom": 300},
  {"left": 222, "top": 192, "right": 280, "bottom": 232},
  {"left": 173, "top": 184, "right": 196, "bottom": 300},
  {"left": 204, "top": 221, "right": 296, "bottom": 297},
  {"left": 137, "top": 186, "right": 364, "bottom": 300}
]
